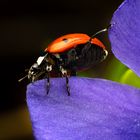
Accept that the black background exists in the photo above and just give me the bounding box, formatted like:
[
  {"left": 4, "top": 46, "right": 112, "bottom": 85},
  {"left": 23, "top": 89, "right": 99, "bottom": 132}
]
[{"left": 0, "top": 0, "right": 123, "bottom": 139}]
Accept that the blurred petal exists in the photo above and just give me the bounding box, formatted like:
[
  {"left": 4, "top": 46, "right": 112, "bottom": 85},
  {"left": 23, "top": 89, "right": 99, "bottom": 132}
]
[
  {"left": 109, "top": 0, "right": 140, "bottom": 76},
  {"left": 27, "top": 77, "right": 140, "bottom": 140}
]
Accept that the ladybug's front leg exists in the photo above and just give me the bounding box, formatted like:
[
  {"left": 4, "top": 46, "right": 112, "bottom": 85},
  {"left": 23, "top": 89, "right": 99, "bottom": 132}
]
[
  {"left": 59, "top": 66, "right": 70, "bottom": 96},
  {"left": 46, "top": 65, "right": 52, "bottom": 94}
]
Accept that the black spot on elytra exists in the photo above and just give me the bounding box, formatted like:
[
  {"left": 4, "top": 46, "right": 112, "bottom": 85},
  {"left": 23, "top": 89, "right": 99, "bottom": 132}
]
[{"left": 62, "top": 38, "right": 68, "bottom": 43}]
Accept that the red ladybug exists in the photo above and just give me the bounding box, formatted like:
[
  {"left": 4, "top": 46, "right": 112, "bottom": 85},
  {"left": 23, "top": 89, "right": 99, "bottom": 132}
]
[{"left": 19, "top": 26, "right": 109, "bottom": 96}]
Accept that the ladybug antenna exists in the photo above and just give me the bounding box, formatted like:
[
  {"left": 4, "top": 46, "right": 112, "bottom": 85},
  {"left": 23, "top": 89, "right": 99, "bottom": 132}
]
[
  {"left": 18, "top": 75, "right": 28, "bottom": 82},
  {"left": 89, "top": 24, "right": 111, "bottom": 41},
  {"left": 18, "top": 68, "right": 29, "bottom": 82}
]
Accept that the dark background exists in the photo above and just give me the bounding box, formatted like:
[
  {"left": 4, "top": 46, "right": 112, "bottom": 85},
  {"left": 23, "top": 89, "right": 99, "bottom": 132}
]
[{"left": 0, "top": 0, "right": 123, "bottom": 139}]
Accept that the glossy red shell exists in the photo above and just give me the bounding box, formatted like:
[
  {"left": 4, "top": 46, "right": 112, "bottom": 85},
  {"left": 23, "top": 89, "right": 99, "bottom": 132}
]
[{"left": 45, "top": 33, "right": 106, "bottom": 53}]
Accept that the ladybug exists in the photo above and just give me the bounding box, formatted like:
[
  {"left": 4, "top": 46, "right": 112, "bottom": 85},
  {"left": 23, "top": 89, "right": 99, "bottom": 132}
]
[{"left": 19, "top": 26, "right": 110, "bottom": 96}]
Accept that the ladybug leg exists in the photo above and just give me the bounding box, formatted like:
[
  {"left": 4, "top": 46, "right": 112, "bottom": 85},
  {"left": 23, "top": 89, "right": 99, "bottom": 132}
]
[
  {"left": 59, "top": 66, "right": 70, "bottom": 96},
  {"left": 89, "top": 25, "right": 111, "bottom": 41},
  {"left": 66, "top": 75, "right": 70, "bottom": 96},
  {"left": 81, "top": 42, "right": 92, "bottom": 55},
  {"left": 82, "top": 25, "right": 109, "bottom": 55},
  {"left": 46, "top": 73, "right": 50, "bottom": 94},
  {"left": 46, "top": 65, "right": 52, "bottom": 94}
]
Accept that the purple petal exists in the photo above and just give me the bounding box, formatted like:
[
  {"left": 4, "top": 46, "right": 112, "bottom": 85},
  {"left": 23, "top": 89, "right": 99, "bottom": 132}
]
[
  {"left": 109, "top": 0, "right": 140, "bottom": 76},
  {"left": 27, "top": 77, "right": 140, "bottom": 140}
]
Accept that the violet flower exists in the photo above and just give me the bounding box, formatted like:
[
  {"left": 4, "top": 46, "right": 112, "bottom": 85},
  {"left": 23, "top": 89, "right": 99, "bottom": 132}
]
[
  {"left": 27, "top": 0, "right": 140, "bottom": 139},
  {"left": 109, "top": 0, "right": 140, "bottom": 76}
]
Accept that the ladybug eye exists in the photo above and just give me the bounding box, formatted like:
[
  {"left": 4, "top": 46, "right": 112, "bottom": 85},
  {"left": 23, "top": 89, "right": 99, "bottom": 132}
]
[{"left": 62, "top": 38, "right": 68, "bottom": 43}]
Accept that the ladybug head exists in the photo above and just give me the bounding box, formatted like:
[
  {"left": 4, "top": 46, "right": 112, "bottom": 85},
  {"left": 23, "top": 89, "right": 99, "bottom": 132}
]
[{"left": 28, "top": 53, "right": 50, "bottom": 82}]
